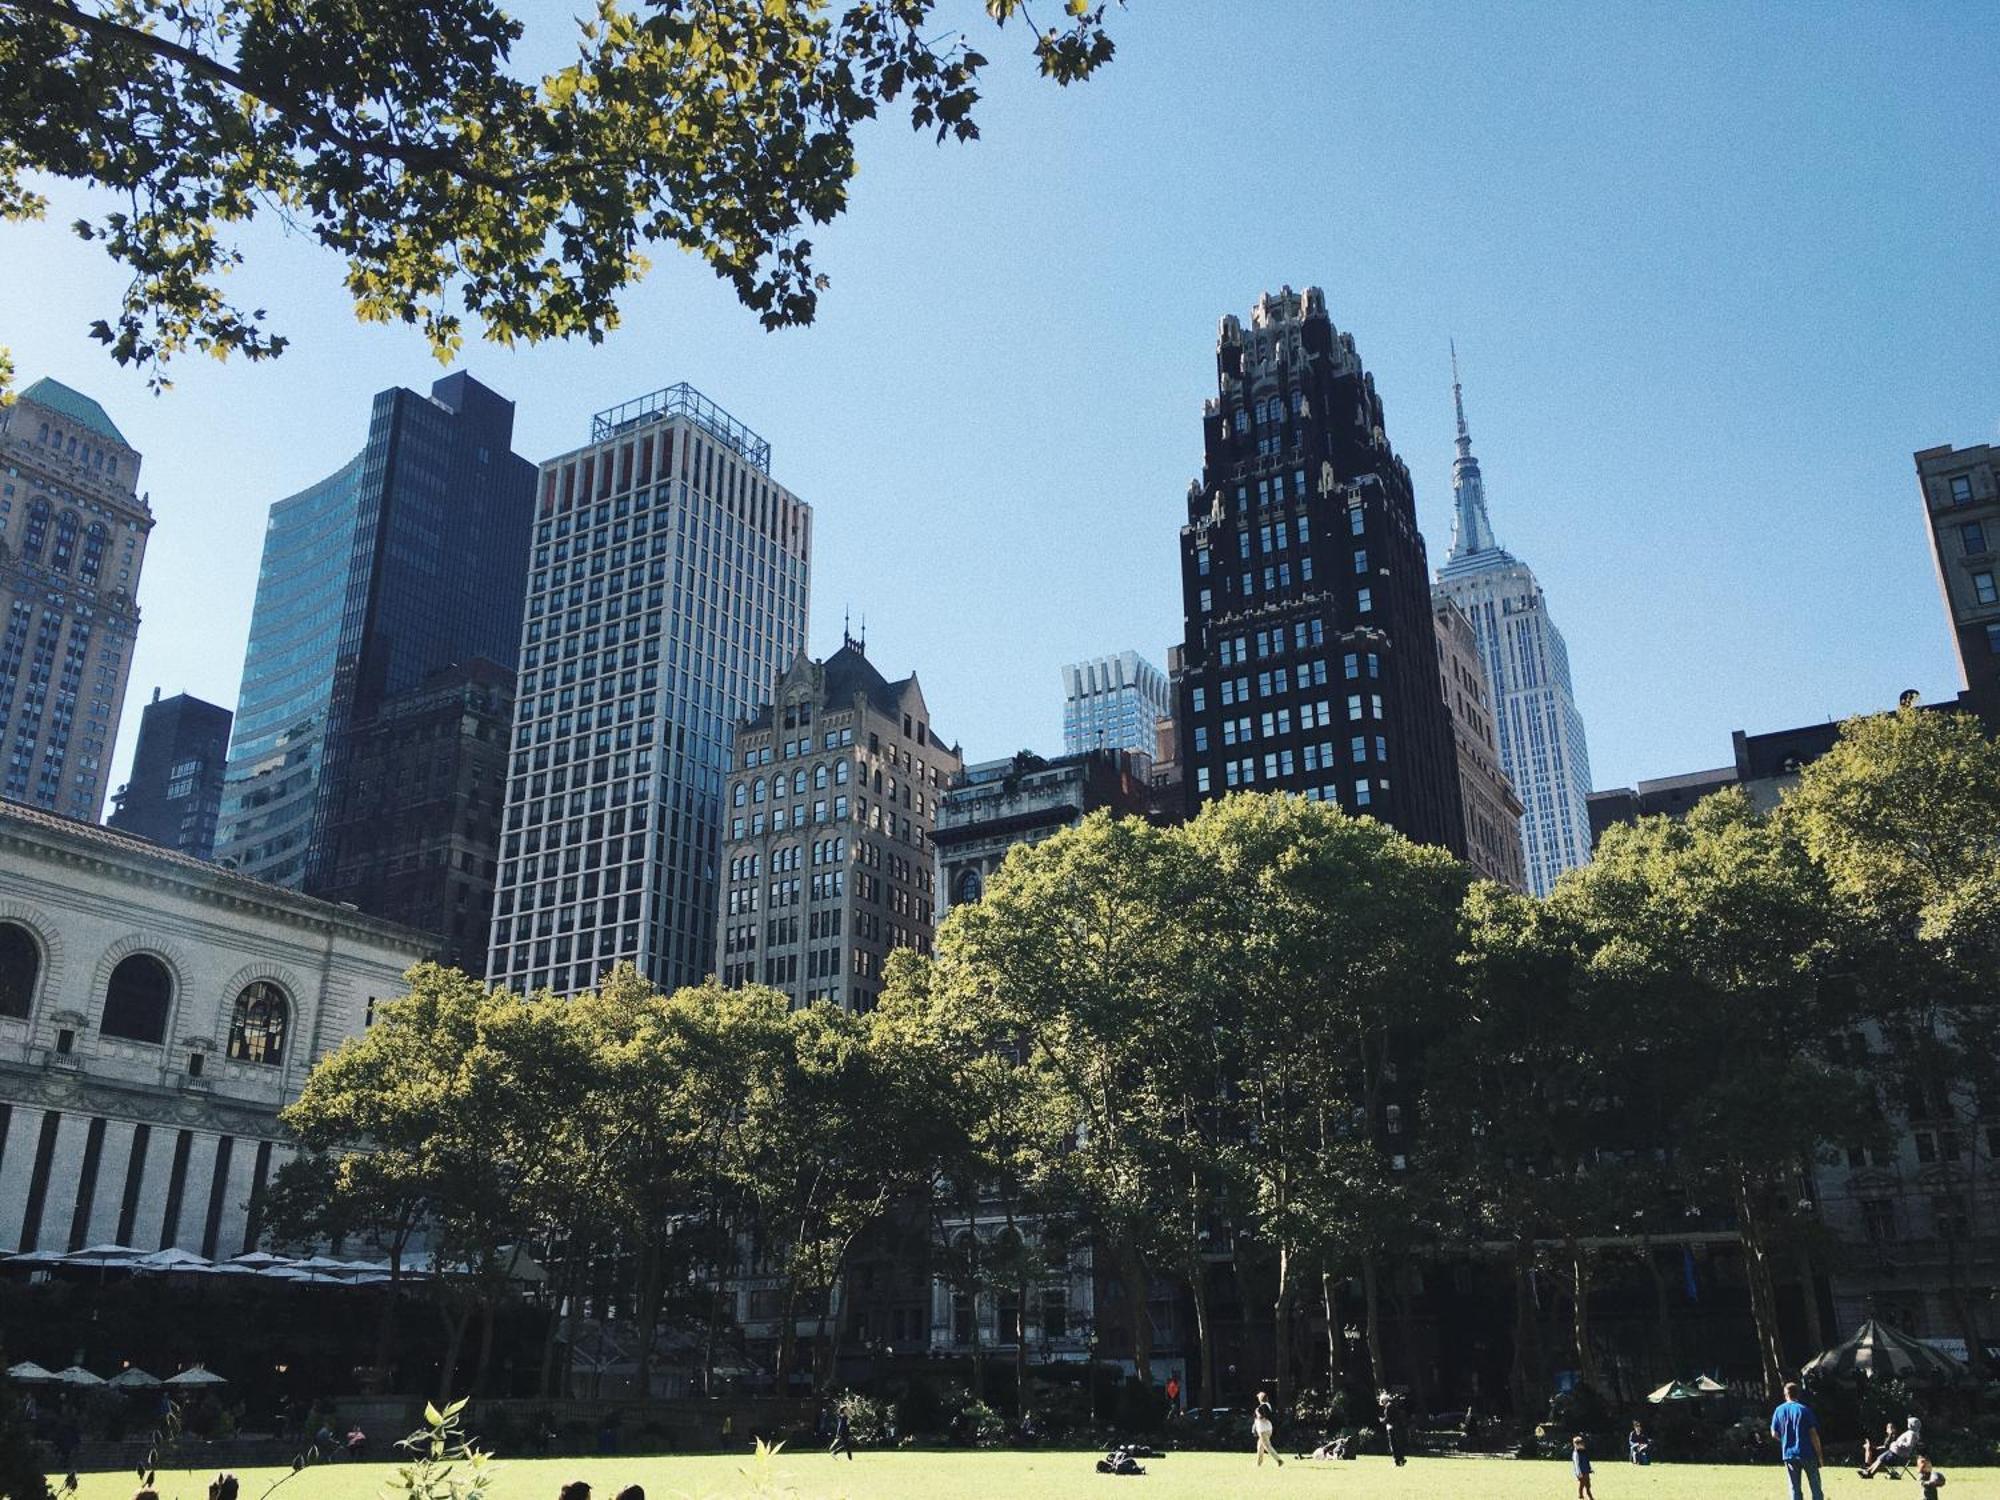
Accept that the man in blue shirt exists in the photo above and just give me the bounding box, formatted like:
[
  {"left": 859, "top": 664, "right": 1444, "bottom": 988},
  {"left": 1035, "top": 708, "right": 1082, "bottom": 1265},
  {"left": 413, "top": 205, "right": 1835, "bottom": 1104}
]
[{"left": 1771, "top": 1382, "right": 1825, "bottom": 1500}]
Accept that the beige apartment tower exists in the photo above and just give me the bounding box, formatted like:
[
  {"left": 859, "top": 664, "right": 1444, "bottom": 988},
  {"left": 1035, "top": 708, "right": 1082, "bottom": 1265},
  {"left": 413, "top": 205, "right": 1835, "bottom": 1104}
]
[
  {"left": 717, "top": 635, "right": 958, "bottom": 1012},
  {"left": 1433, "top": 596, "right": 1528, "bottom": 891}
]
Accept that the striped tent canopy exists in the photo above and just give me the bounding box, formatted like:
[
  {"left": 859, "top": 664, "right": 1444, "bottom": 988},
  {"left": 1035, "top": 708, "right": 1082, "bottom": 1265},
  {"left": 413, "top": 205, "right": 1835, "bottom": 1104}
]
[{"left": 1803, "top": 1319, "right": 1967, "bottom": 1385}]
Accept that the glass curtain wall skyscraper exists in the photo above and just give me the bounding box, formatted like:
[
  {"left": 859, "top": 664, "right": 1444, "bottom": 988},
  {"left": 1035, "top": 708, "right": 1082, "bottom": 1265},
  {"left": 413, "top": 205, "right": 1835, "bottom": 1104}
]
[
  {"left": 216, "top": 373, "right": 537, "bottom": 891},
  {"left": 485, "top": 384, "right": 810, "bottom": 998},
  {"left": 1432, "top": 350, "right": 1594, "bottom": 895},
  {"left": 1060, "top": 649, "right": 1171, "bottom": 763}
]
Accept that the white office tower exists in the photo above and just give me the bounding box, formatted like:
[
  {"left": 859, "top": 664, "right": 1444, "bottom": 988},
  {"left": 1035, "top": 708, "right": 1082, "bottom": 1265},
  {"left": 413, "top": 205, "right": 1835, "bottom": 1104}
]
[
  {"left": 486, "top": 386, "right": 810, "bottom": 996},
  {"left": 1432, "top": 351, "right": 1594, "bottom": 895}
]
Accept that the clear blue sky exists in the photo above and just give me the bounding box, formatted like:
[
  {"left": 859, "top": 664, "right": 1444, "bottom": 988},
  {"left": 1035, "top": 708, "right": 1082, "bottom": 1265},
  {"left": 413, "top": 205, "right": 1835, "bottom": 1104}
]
[{"left": 5, "top": 2, "right": 1998, "bottom": 798}]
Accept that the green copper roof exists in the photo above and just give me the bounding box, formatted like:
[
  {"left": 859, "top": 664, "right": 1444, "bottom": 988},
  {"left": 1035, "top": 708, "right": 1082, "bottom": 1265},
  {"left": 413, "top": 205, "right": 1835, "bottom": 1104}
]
[{"left": 18, "top": 377, "right": 128, "bottom": 447}]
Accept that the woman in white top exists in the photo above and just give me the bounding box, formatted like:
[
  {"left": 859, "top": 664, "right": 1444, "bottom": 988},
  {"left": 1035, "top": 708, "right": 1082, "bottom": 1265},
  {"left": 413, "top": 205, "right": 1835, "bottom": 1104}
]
[{"left": 1252, "top": 1391, "right": 1284, "bottom": 1467}]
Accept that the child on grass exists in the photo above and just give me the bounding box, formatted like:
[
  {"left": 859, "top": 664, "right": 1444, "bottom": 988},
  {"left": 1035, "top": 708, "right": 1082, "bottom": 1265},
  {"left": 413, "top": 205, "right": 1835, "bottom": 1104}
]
[{"left": 1573, "top": 1435, "right": 1594, "bottom": 1500}]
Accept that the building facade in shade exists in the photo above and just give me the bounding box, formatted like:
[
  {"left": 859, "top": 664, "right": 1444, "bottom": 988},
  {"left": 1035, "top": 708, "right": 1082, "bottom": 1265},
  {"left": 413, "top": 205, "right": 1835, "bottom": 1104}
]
[
  {"left": 1060, "top": 650, "right": 1171, "bottom": 765},
  {"left": 0, "top": 797, "right": 430, "bottom": 1256},
  {"left": 216, "top": 373, "right": 536, "bottom": 911},
  {"left": 1914, "top": 443, "right": 2000, "bottom": 732},
  {"left": 312, "top": 658, "right": 514, "bottom": 975},
  {"left": 486, "top": 384, "right": 811, "bottom": 998},
  {"left": 932, "top": 748, "right": 1154, "bottom": 917},
  {"left": 1177, "top": 288, "right": 1463, "bottom": 851},
  {"left": 716, "top": 636, "right": 955, "bottom": 1011},
  {"left": 106, "top": 689, "right": 232, "bottom": 860},
  {"left": 0, "top": 379, "right": 151, "bottom": 821},
  {"left": 1432, "top": 353, "right": 1594, "bottom": 894},
  {"left": 1432, "top": 598, "right": 1527, "bottom": 890}
]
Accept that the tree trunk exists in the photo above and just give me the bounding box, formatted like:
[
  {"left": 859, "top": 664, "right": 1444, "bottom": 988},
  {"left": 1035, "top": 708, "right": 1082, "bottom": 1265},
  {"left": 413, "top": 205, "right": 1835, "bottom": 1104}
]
[
  {"left": 1360, "top": 1250, "right": 1387, "bottom": 1392},
  {"left": 1321, "top": 1267, "right": 1343, "bottom": 1391},
  {"left": 776, "top": 1278, "right": 799, "bottom": 1393},
  {"left": 1125, "top": 1242, "right": 1155, "bottom": 1389},
  {"left": 1272, "top": 1242, "right": 1294, "bottom": 1410},
  {"left": 471, "top": 1289, "right": 499, "bottom": 1395},
  {"left": 1014, "top": 1270, "right": 1030, "bottom": 1414},
  {"left": 1190, "top": 1260, "right": 1218, "bottom": 1407},
  {"left": 1510, "top": 1239, "right": 1543, "bottom": 1418},
  {"left": 631, "top": 1243, "right": 663, "bottom": 1399},
  {"left": 1733, "top": 1167, "right": 1788, "bottom": 1396},
  {"left": 1642, "top": 1241, "right": 1675, "bottom": 1381},
  {"left": 1568, "top": 1237, "right": 1600, "bottom": 1395},
  {"left": 1792, "top": 1239, "right": 1826, "bottom": 1363},
  {"left": 436, "top": 1292, "right": 474, "bottom": 1401}
]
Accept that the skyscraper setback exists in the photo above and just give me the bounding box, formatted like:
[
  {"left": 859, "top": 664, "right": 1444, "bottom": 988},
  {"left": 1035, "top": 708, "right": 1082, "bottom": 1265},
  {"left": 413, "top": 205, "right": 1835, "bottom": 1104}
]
[
  {"left": 0, "top": 379, "right": 150, "bottom": 820},
  {"left": 1177, "top": 287, "right": 1464, "bottom": 852},
  {"left": 1060, "top": 649, "right": 1171, "bottom": 764},
  {"left": 215, "top": 373, "right": 537, "bottom": 926},
  {"left": 1432, "top": 350, "right": 1594, "bottom": 895},
  {"left": 485, "top": 384, "right": 810, "bottom": 998}
]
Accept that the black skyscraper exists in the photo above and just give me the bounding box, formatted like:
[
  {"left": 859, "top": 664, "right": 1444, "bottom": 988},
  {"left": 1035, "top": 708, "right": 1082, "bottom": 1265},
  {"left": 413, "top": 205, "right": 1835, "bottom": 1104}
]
[
  {"left": 1178, "top": 287, "right": 1464, "bottom": 853},
  {"left": 107, "top": 689, "right": 232, "bottom": 858}
]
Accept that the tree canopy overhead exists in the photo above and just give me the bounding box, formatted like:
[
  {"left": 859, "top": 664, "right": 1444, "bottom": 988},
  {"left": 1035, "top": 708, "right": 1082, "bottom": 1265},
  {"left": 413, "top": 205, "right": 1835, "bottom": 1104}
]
[{"left": 0, "top": 0, "right": 1118, "bottom": 387}]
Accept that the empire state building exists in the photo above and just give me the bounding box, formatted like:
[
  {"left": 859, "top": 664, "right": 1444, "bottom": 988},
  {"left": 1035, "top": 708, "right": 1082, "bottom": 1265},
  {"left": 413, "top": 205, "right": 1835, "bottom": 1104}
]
[{"left": 1432, "top": 351, "right": 1595, "bottom": 894}]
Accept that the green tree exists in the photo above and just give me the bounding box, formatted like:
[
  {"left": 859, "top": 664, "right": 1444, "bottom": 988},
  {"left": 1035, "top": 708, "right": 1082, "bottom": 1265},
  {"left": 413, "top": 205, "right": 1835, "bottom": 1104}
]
[
  {"left": 931, "top": 810, "right": 1190, "bottom": 1388},
  {"left": 0, "top": 0, "right": 1116, "bottom": 388},
  {"left": 1180, "top": 794, "right": 1467, "bottom": 1407},
  {"left": 1553, "top": 791, "right": 1852, "bottom": 1396},
  {"left": 1783, "top": 704, "right": 2000, "bottom": 1373}
]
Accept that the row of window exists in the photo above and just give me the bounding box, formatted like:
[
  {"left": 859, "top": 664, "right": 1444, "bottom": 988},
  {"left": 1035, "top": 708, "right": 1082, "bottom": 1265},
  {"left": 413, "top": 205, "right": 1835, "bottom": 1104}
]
[{"left": 0, "top": 923, "right": 292, "bottom": 1063}]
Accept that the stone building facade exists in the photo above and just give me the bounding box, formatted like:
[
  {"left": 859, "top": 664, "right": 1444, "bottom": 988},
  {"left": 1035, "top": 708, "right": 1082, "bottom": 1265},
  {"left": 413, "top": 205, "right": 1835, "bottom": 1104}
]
[
  {"left": 0, "top": 379, "right": 150, "bottom": 821},
  {"left": 0, "top": 798, "right": 431, "bottom": 1256},
  {"left": 1914, "top": 442, "right": 2000, "bottom": 732},
  {"left": 716, "top": 637, "right": 956, "bottom": 1013},
  {"left": 1432, "top": 597, "right": 1528, "bottom": 890},
  {"left": 1176, "top": 287, "right": 1465, "bottom": 852}
]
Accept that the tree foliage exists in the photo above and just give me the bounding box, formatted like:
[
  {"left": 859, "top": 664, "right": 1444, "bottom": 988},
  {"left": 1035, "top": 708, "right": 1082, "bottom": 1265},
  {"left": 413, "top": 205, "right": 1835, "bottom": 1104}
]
[{"left": 0, "top": 0, "right": 1119, "bottom": 387}]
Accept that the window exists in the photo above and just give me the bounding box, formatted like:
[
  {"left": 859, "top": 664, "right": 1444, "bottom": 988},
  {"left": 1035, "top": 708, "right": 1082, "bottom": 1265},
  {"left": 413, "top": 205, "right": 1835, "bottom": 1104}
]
[
  {"left": 1354, "top": 549, "right": 1368, "bottom": 574},
  {"left": 1353, "top": 779, "right": 1372, "bottom": 808},
  {"left": 101, "top": 953, "right": 172, "bottom": 1044},
  {"left": 1860, "top": 1199, "right": 1896, "bottom": 1243},
  {"left": 1950, "top": 474, "right": 1973, "bottom": 506},
  {"left": 0, "top": 921, "right": 38, "bottom": 1019},
  {"left": 227, "top": 982, "right": 288, "bottom": 1065},
  {"left": 1987, "top": 623, "right": 2000, "bottom": 656},
  {"left": 1962, "top": 521, "right": 1987, "bottom": 554},
  {"left": 1356, "top": 587, "right": 1373, "bottom": 613},
  {"left": 1976, "top": 572, "right": 1998, "bottom": 606}
]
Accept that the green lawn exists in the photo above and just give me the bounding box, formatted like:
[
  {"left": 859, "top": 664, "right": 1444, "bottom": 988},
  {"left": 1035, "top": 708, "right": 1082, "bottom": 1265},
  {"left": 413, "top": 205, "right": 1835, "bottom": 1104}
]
[{"left": 69, "top": 1452, "right": 1999, "bottom": 1500}]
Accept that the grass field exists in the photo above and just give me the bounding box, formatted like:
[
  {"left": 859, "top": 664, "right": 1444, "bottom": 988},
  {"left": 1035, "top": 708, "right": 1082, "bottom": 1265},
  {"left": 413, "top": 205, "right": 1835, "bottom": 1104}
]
[{"left": 68, "top": 1451, "right": 2000, "bottom": 1500}]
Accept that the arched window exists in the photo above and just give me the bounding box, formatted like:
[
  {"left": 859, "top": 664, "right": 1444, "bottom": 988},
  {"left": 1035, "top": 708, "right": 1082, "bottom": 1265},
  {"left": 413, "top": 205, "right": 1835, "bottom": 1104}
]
[
  {"left": 954, "top": 869, "right": 983, "bottom": 906},
  {"left": 731, "top": 781, "right": 746, "bottom": 807},
  {"left": 813, "top": 764, "right": 828, "bottom": 790},
  {"left": 79, "top": 523, "right": 108, "bottom": 584},
  {"left": 752, "top": 778, "right": 765, "bottom": 803},
  {"left": 50, "top": 510, "right": 79, "bottom": 574},
  {"left": 101, "top": 954, "right": 172, "bottom": 1044},
  {"left": 792, "top": 769, "right": 806, "bottom": 796},
  {"left": 227, "top": 982, "right": 289, "bottom": 1065},
  {"left": 833, "top": 759, "right": 849, "bottom": 786},
  {"left": 21, "top": 499, "right": 50, "bottom": 563},
  {"left": 0, "top": 922, "right": 39, "bottom": 1020},
  {"left": 769, "top": 774, "right": 784, "bottom": 800}
]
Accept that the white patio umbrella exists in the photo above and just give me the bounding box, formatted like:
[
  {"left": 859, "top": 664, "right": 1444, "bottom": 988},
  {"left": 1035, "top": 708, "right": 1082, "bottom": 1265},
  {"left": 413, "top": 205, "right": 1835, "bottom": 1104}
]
[
  {"left": 134, "top": 1248, "right": 213, "bottom": 1272},
  {"left": 229, "top": 1251, "right": 292, "bottom": 1269},
  {"left": 74, "top": 1244, "right": 144, "bottom": 1260},
  {"left": 163, "top": 1366, "right": 228, "bottom": 1388},
  {"left": 5, "top": 1249, "right": 69, "bottom": 1266},
  {"left": 107, "top": 1367, "right": 163, "bottom": 1390},
  {"left": 6, "top": 1361, "right": 58, "bottom": 1384},
  {"left": 51, "top": 1366, "right": 105, "bottom": 1388}
]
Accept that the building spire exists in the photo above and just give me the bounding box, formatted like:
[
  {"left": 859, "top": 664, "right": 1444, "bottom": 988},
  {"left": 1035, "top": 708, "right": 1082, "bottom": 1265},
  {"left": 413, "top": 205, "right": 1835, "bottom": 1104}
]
[{"left": 1445, "top": 340, "right": 1499, "bottom": 562}]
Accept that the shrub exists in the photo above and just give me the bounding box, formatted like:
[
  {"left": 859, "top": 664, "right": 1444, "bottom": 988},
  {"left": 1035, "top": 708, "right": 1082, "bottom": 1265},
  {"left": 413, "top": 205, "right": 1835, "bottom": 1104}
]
[{"left": 956, "top": 1399, "right": 1007, "bottom": 1448}]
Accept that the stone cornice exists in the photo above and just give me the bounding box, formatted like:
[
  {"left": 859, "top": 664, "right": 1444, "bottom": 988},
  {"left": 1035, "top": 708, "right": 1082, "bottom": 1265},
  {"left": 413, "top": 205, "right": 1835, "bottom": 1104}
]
[
  {"left": 0, "top": 1058, "right": 288, "bottom": 1137},
  {"left": 0, "top": 817, "right": 433, "bottom": 958}
]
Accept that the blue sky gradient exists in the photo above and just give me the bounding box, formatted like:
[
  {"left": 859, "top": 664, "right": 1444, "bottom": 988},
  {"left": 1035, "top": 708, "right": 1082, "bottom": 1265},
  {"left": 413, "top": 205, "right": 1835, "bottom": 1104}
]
[{"left": 5, "top": 2, "right": 1998, "bottom": 796}]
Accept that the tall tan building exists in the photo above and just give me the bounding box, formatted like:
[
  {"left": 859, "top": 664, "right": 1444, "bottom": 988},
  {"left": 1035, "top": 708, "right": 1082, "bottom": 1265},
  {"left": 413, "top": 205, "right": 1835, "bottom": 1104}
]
[
  {"left": 1433, "top": 597, "right": 1527, "bottom": 891},
  {"left": 0, "top": 380, "right": 152, "bottom": 820},
  {"left": 716, "top": 635, "right": 958, "bottom": 1012}
]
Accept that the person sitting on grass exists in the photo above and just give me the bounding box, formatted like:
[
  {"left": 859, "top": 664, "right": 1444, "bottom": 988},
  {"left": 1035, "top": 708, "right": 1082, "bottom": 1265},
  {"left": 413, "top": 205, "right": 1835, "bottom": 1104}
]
[
  {"left": 1095, "top": 1446, "right": 1145, "bottom": 1476},
  {"left": 557, "top": 1480, "right": 591, "bottom": 1500}
]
